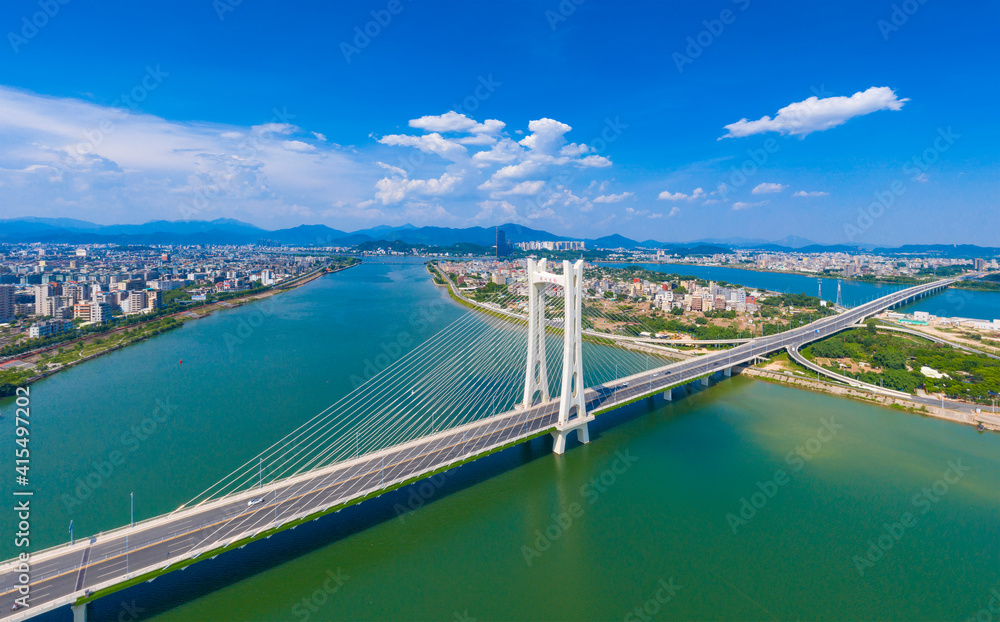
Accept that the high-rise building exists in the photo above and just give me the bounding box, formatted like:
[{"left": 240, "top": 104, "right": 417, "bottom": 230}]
[
  {"left": 92, "top": 303, "right": 113, "bottom": 323},
  {"left": 496, "top": 228, "right": 510, "bottom": 258},
  {"left": 73, "top": 302, "right": 93, "bottom": 322},
  {"left": 33, "top": 283, "right": 56, "bottom": 316},
  {"left": 0, "top": 285, "right": 14, "bottom": 322},
  {"left": 123, "top": 290, "right": 147, "bottom": 314}
]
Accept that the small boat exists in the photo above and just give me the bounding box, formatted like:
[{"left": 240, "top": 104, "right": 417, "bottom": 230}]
[{"left": 978, "top": 422, "right": 985, "bottom": 432}]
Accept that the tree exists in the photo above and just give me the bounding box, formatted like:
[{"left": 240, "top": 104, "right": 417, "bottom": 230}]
[{"left": 874, "top": 349, "right": 906, "bottom": 370}]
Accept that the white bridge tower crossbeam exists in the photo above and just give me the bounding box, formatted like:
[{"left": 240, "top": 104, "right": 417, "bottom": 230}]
[{"left": 522, "top": 258, "right": 593, "bottom": 454}]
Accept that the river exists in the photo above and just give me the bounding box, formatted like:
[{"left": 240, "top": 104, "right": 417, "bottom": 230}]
[{"left": 2, "top": 259, "right": 996, "bottom": 621}]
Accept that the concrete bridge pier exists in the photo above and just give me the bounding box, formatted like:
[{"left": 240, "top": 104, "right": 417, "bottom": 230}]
[
  {"left": 72, "top": 602, "right": 88, "bottom": 622},
  {"left": 552, "top": 421, "right": 590, "bottom": 455},
  {"left": 662, "top": 387, "right": 672, "bottom": 401},
  {"left": 724, "top": 367, "right": 732, "bottom": 377},
  {"left": 701, "top": 376, "right": 709, "bottom": 386}
]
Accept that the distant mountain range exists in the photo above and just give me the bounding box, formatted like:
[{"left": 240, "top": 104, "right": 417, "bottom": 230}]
[{"left": 0, "top": 217, "right": 996, "bottom": 257}]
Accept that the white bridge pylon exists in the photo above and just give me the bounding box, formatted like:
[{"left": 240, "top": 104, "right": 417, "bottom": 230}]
[{"left": 522, "top": 258, "right": 593, "bottom": 454}]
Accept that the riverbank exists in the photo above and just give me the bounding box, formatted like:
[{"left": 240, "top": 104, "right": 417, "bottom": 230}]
[
  {"left": 743, "top": 365, "right": 1000, "bottom": 431},
  {"left": 0, "top": 260, "right": 361, "bottom": 395},
  {"left": 427, "top": 261, "right": 686, "bottom": 361},
  {"left": 602, "top": 259, "right": 986, "bottom": 288}
]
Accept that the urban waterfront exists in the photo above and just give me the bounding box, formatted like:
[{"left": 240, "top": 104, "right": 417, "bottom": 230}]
[
  {"left": 2, "top": 260, "right": 997, "bottom": 621},
  {"left": 601, "top": 262, "right": 1000, "bottom": 321}
]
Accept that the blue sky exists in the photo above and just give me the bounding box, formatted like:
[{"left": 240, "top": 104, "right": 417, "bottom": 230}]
[{"left": 0, "top": 0, "right": 997, "bottom": 245}]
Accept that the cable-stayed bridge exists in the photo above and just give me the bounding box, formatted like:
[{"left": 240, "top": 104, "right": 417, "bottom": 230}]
[{"left": 0, "top": 261, "right": 956, "bottom": 621}]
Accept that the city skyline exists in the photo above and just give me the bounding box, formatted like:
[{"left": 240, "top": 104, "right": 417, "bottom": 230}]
[{"left": 1, "top": 1, "right": 997, "bottom": 245}]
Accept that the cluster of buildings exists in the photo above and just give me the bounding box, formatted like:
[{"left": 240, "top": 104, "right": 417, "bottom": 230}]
[
  {"left": 606, "top": 278, "right": 761, "bottom": 314},
  {"left": 513, "top": 240, "right": 586, "bottom": 252},
  {"left": 0, "top": 243, "right": 324, "bottom": 345},
  {"left": 636, "top": 248, "right": 995, "bottom": 279},
  {"left": 440, "top": 259, "right": 770, "bottom": 316},
  {"left": 881, "top": 309, "right": 1000, "bottom": 333},
  {"left": 494, "top": 230, "right": 585, "bottom": 258}
]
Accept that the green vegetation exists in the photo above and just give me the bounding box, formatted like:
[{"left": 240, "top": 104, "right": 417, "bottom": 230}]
[
  {"left": 470, "top": 281, "right": 505, "bottom": 301},
  {"left": 161, "top": 288, "right": 192, "bottom": 305},
  {"left": 953, "top": 279, "right": 1000, "bottom": 292},
  {"left": 802, "top": 328, "right": 1000, "bottom": 403},
  {"left": 0, "top": 317, "right": 183, "bottom": 396}
]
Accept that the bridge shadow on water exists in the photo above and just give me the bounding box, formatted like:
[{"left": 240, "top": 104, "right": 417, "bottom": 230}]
[{"left": 38, "top": 375, "right": 724, "bottom": 622}]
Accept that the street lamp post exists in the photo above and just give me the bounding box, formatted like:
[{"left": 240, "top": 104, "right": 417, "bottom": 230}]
[{"left": 126, "top": 492, "right": 133, "bottom": 575}]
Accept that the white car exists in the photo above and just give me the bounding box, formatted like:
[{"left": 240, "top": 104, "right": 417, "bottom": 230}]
[{"left": 248, "top": 497, "right": 265, "bottom": 507}]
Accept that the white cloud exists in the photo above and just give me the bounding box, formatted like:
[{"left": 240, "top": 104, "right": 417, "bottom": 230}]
[
  {"left": 526, "top": 206, "right": 555, "bottom": 220},
  {"left": 752, "top": 182, "right": 786, "bottom": 194},
  {"left": 0, "top": 89, "right": 621, "bottom": 230},
  {"left": 374, "top": 171, "right": 464, "bottom": 204},
  {"left": 541, "top": 186, "right": 591, "bottom": 212},
  {"left": 0, "top": 85, "right": 371, "bottom": 227},
  {"left": 592, "top": 192, "right": 633, "bottom": 203},
  {"left": 251, "top": 122, "right": 296, "bottom": 136},
  {"left": 282, "top": 140, "right": 316, "bottom": 152},
  {"left": 401, "top": 201, "right": 454, "bottom": 222},
  {"left": 658, "top": 187, "right": 703, "bottom": 201},
  {"left": 559, "top": 143, "right": 590, "bottom": 157},
  {"left": 455, "top": 133, "right": 497, "bottom": 146},
  {"left": 668, "top": 206, "right": 681, "bottom": 217},
  {"left": 472, "top": 138, "right": 522, "bottom": 166},
  {"left": 376, "top": 161, "right": 407, "bottom": 177},
  {"left": 732, "top": 200, "right": 769, "bottom": 210},
  {"left": 518, "top": 118, "right": 572, "bottom": 155},
  {"left": 658, "top": 190, "right": 689, "bottom": 201},
  {"left": 792, "top": 190, "right": 829, "bottom": 197},
  {"left": 914, "top": 173, "right": 928, "bottom": 183},
  {"left": 473, "top": 199, "right": 521, "bottom": 224},
  {"left": 624, "top": 207, "right": 663, "bottom": 220},
  {"left": 378, "top": 132, "right": 468, "bottom": 162},
  {"left": 578, "top": 154, "right": 611, "bottom": 168},
  {"left": 720, "top": 87, "right": 909, "bottom": 139},
  {"left": 409, "top": 111, "right": 505, "bottom": 135},
  {"left": 481, "top": 179, "right": 546, "bottom": 197}
]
